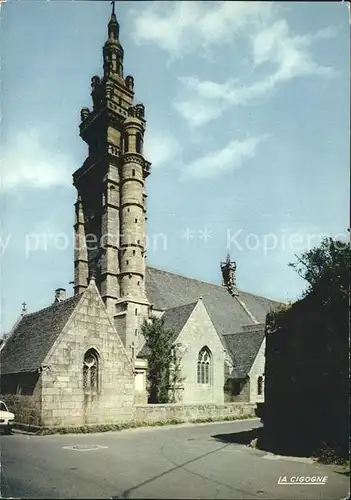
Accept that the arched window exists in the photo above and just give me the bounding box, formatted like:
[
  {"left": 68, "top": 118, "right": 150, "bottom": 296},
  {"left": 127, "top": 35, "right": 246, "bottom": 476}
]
[
  {"left": 197, "top": 346, "right": 212, "bottom": 384},
  {"left": 83, "top": 349, "right": 99, "bottom": 393},
  {"left": 257, "top": 376, "right": 263, "bottom": 396},
  {"left": 135, "top": 132, "right": 142, "bottom": 154}
]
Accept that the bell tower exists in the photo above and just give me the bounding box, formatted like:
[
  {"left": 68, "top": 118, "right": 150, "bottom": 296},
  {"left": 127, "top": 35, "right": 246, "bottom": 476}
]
[{"left": 73, "top": 2, "right": 151, "bottom": 356}]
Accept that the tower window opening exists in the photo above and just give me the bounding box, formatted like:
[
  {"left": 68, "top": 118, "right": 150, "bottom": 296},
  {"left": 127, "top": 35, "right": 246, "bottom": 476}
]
[
  {"left": 135, "top": 218, "right": 138, "bottom": 223},
  {"left": 126, "top": 260, "right": 129, "bottom": 265},
  {"left": 135, "top": 329, "right": 138, "bottom": 336},
  {"left": 127, "top": 208, "right": 130, "bottom": 212},
  {"left": 132, "top": 169, "right": 135, "bottom": 177},
  {"left": 136, "top": 132, "right": 142, "bottom": 154},
  {"left": 133, "top": 250, "right": 136, "bottom": 256},
  {"left": 135, "top": 308, "right": 138, "bottom": 316},
  {"left": 137, "top": 281, "right": 140, "bottom": 286},
  {"left": 123, "top": 133, "right": 129, "bottom": 153}
]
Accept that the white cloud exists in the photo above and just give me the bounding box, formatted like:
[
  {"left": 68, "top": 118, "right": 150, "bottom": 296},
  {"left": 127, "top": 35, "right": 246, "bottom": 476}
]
[
  {"left": 174, "top": 16, "right": 336, "bottom": 127},
  {"left": 143, "top": 129, "right": 182, "bottom": 168},
  {"left": 130, "top": 1, "right": 275, "bottom": 57},
  {"left": 181, "top": 135, "right": 267, "bottom": 181},
  {"left": 130, "top": 2, "right": 337, "bottom": 128},
  {"left": 1, "top": 128, "right": 71, "bottom": 190}
]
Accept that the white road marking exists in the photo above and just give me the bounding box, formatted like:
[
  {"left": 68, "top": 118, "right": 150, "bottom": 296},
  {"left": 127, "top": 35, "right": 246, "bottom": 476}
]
[{"left": 62, "top": 445, "right": 108, "bottom": 452}]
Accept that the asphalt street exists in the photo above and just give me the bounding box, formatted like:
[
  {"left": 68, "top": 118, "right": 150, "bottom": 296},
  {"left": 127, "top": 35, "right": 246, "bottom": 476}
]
[{"left": 0, "top": 419, "right": 349, "bottom": 499}]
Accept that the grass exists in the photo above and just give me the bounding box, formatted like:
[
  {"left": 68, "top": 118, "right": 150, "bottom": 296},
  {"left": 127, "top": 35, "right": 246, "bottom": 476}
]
[{"left": 14, "top": 413, "right": 255, "bottom": 436}]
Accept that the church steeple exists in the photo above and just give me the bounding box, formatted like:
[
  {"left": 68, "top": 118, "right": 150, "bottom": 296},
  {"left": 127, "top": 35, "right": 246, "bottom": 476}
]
[
  {"left": 103, "top": 0, "right": 124, "bottom": 78},
  {"left": 108, "top": 0, "right": 119, "bottom": 40},
  {"left": 73, "top": 3, "right": 152, "bottom": 358}
]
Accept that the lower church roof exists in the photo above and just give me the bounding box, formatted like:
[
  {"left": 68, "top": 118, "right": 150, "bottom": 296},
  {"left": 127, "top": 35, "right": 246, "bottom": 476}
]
[
  {"left": 146, "top": 266, "right": 280, "bottom": 335},
  {"left": 145, "top": 267, "right": 282, "bottom": 377},
  {"left": 1, "top": 294, "right": 82, "bottom": 375}
]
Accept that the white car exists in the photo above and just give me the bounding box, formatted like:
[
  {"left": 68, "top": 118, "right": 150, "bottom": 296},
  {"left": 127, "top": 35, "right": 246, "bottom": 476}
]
[{"left": 0, "top": 400, "right": 15, "bottom": 434}]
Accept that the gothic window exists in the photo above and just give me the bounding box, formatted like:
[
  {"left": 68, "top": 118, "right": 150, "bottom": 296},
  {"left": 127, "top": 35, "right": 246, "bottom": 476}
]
[
  {"left": 135, "top": 132, "right": 142, "bottom": 154},
  {"left": 83, "top": 349, "right": 99, "bottom": 393},
  {"left": 197, "top": 346, "right": 212, "bottom": 384},
  {"left": 257, "top": 376, "right": 263, "bottom": 396}
]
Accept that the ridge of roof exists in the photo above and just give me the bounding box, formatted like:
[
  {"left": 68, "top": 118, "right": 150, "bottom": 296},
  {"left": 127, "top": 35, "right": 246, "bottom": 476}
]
[
  {"left": 19, "top": 293, "right": 81, "bottom": 319},
  {"left": 1, "top": 293, "right": 83, "bottom": 375},
  {"left": 146, "top": 266, "right": 283, "bottom": 305}
]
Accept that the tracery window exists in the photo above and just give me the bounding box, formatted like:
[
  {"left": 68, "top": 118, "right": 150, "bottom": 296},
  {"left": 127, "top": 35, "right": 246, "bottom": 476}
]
[
  {"left": 197, "top": 346, "right": 212, "bottom": 384},
  {"left": 83, "top": 349, "right": 99, "bottom": 393}
]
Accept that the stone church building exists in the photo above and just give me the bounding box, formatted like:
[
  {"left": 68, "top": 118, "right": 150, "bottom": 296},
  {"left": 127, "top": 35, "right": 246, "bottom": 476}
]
[{"left": 1, "top": 7, "right": 281, "bottom": 427}]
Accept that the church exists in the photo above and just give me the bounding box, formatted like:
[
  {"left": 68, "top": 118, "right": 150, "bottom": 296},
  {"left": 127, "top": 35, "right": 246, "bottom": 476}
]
[{"left": 0, "top": 7, "right": 281, "bottom": 428}]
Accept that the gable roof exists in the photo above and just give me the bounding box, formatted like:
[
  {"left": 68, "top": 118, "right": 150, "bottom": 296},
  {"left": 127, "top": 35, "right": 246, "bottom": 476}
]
[
  {"left": 223, "top": 326, "right": 265, "bottom": 379},
  {"left": 162, "top": 301, "right": 198, "bottom": 341},
  {"left": 146, "top": 266, "right": 281, "bottom": 337},
  {"left": 137, "top": 301, "right": 197, "bottom": 358},
  {"left": 1, "top": 294, "right": 82, "bottom": 375}
]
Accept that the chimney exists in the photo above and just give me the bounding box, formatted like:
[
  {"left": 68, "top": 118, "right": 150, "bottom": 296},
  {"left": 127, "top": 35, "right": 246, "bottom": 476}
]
[
  {"left": 220, "top": 253, "right": 239, "bottom": 296},
  {"left": 54, "top": 288, "right": 66, "bottom": 303}
]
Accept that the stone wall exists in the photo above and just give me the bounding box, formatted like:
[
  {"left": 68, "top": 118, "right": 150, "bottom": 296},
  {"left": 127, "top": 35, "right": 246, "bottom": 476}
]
[
  {"left": 40, "top": 283, "right": 135, "bottom": 427},
  {"left": 224, "top": 378, "right": 251, "bottom": 402},
  {"left": 135, "top": 402, "right": 256, "bottom": 424},
  {"left": 177, "top": 300, "right": 226, "bottom": 404},
  {"left": 0, "top": 394, "right": 41, "bottom": 426},
  {"left": 248, "top": 338, "right": 265, "bottom": 403}
]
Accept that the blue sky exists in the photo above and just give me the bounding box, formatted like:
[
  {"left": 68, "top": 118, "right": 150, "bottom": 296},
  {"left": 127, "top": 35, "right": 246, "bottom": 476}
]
[{"left": 0, "top": 0, "right": 349, "bottom": 333}]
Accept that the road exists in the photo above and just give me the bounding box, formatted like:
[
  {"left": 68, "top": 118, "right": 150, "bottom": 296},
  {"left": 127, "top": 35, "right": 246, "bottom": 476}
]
[{"left": 0, "top": 419, "right": 349, "bottom": 499}]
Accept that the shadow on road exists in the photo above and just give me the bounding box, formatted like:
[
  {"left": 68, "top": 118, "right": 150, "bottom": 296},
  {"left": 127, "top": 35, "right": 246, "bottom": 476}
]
[
  {"left": 211, "top": 427, "right": 264, "bottom": 448},
  {"left": 211, "top": 426, "right": 325, "bottom": 458}
]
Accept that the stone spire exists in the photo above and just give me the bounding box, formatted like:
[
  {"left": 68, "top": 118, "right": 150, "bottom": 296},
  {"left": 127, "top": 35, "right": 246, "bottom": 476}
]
[
  {"left": 108, "top": 0, "right": 119, "bottom": 40},
  {"left": 220, "top": 253, "right": 238, "bottom": 296},
  {"left": 103, "top": 0, "right": 124, "bottom": 78}
]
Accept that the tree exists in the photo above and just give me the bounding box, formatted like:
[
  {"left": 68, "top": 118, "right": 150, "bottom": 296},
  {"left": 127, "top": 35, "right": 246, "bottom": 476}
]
[
  {"left": 289, "top": 236, "right": 350, "bottom": 338},
  {"left": 141, "top": 315, "right": 185, "bottom": 404},
  {"left": 289, "top": 237, "right": 349, "bottom": 303}
]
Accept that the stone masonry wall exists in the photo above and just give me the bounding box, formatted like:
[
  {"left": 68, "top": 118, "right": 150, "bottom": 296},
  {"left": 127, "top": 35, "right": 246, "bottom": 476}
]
[
  {"left": 248, "top": 339, "right": 265, "bottom": 404},
  {"left": 135, "top": 402, "right": 256, "bottom": 424},
  {"left": 177, "top": 300, "right": 226, "bottom": 404},
  {"left": 224, "top": 378, "right": 251, "bottom": 402},
  {"left": 40, "top": 282, "right": 135, "bottom": 427}
]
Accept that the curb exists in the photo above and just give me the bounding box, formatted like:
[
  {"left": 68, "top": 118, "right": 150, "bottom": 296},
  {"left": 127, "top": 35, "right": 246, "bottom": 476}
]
[{"left": 12, "top": 416, "right": 260, "bottom": 436}]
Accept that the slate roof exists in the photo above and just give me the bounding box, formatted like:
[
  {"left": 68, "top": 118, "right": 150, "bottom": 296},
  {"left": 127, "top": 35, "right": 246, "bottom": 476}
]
[
  {"left": 137, "top": 301, "right": 197, "bottom": 358},
  {"left": 145, "top": 266, "right": 281, "bottom": 335},
  {"left": 144, "top": 267, "right": 282, "bottom": 376},
  {"left": 1, "top": 294, "right": 82, "bottom": 375},
  {"left": 223, "top": 327, "right": 265, "bottom": 379}
]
